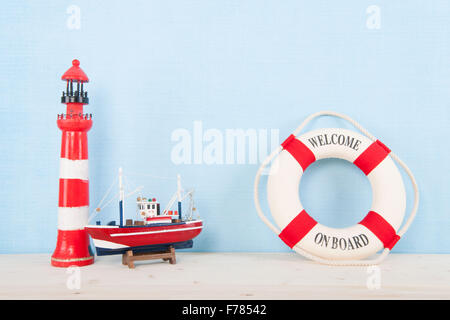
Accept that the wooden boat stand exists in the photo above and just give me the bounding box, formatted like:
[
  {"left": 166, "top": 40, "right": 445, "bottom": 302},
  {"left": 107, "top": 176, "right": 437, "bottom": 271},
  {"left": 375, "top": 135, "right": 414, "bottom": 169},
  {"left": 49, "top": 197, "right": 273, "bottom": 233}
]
[{"left": 122, "top": 246, "right": 176, "bottom": 269}]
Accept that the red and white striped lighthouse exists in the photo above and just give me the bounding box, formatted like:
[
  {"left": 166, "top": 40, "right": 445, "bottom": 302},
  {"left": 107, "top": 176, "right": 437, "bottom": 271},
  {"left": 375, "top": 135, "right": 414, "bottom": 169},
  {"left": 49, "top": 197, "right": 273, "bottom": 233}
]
[{"left": 51, "top": 59, "right": 94, "bottom": 267}]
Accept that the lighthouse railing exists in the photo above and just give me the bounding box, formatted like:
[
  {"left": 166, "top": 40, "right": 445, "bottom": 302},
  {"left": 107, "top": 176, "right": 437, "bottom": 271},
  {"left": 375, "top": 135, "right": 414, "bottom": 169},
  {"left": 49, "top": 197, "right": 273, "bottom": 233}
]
[{"left": 57, "top": 113, "right": 92, "bottom": 120}]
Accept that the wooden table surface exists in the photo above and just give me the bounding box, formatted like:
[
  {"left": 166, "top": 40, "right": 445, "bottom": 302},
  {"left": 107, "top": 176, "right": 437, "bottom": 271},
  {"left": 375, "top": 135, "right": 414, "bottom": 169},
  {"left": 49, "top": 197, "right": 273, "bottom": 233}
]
[{"left": 0, "top": 253, "right": 449, "bottom": 299}]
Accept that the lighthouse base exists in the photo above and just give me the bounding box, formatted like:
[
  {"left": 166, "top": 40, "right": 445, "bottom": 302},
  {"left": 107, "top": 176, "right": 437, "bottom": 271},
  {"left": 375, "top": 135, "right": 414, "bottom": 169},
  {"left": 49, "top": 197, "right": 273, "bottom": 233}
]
[
  {"left": 51, "top": 256, "right": 94, "bottom": 268},
  {"left": 51, "top": 229, "right": 94, "bottom": 268}
]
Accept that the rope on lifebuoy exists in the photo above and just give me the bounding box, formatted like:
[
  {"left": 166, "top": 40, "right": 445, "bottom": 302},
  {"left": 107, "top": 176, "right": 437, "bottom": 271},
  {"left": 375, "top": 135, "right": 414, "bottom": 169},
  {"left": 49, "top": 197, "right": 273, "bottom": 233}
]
[{"left": 254, "top": 111, "right": 419, "bottom": 266}]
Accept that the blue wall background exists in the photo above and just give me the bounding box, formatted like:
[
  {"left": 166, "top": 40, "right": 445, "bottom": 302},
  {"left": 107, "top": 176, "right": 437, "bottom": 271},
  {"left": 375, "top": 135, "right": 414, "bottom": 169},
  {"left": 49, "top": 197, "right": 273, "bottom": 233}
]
[{"left": 0, "top": 1, "right": 449, "bottom": 254}]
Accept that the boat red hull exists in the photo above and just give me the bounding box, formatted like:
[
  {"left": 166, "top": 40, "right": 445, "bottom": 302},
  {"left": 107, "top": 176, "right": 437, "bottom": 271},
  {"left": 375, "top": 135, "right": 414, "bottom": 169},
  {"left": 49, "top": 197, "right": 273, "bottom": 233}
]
[{"left": 86, "top": 220, "right": 203, "bottom": 254}]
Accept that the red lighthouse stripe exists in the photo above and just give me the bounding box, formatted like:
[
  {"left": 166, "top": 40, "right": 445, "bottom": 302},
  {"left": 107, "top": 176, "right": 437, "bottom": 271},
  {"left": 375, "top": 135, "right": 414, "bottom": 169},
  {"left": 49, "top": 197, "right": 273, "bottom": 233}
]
[
  {"left": 61, "top": 131, "right": 88, "bottom": 160},
  {"left": 59, "top": 179, "right": 89, "bottom": 207},
  {"left": 359, "top": 211, "right": 399, "bottom": 249},
  {"left": 51, "top": 229, "right": 94, "bottom": 267},
  {"left": 52, "top": 229, "right": 91, "bottom": 257},
  {"left": 279, "top": 210, "right": 317, "bottom": 248},
  {"left": 281, "top": 135, "right": 316, "bottom": 171},
  {"left": 353, "top": 140, "right": 390, "bottom": 175}
]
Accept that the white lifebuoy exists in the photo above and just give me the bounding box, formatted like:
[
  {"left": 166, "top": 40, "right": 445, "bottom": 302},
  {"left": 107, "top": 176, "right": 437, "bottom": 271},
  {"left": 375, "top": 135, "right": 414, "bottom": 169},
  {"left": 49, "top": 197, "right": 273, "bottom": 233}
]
[
  {"left": 268, "top": 128, "right": 405, "bottom": 260},
  {"left": 254, "top": 112, "right": 419, "bottom": 265}
]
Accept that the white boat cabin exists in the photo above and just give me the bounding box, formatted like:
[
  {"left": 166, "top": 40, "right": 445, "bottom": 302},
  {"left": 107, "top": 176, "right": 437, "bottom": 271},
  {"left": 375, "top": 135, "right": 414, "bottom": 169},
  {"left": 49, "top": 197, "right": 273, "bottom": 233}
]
[{"left": 136, "top": 197, "right": 178, "bottom": 224}]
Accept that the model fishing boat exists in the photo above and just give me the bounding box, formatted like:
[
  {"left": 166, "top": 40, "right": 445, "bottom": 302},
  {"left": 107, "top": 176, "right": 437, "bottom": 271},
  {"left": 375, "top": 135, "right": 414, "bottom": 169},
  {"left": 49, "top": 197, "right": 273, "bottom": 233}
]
[{"left": 86, "top": 168, "right": 203, "bottom": 256}]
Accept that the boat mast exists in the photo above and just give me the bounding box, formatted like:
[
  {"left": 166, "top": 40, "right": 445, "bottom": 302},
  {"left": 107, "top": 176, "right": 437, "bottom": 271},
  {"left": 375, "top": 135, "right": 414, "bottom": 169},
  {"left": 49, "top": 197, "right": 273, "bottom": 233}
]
[
  {"left": 177, "top": 174, "right": 182, "bottom": 221},
  {"left": 119, "top": 167, "right": 125, "bottom": 227}
]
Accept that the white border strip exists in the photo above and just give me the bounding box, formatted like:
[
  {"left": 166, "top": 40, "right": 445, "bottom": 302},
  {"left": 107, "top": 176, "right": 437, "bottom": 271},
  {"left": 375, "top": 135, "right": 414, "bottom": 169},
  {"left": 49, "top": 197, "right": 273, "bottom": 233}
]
[
  {"left": 86, "top": 220, "right": 202, "bottom": 229},
  {"left": 111, "top": 226, "right": 203, "bottom": 237},
  {"left": 60, "top": 158, "right": 89, "bottom": 180},
  {"left": 86, "top": 225, "right": 119, "bottom": 229},
  {"left": 57, "top": 206, "right": 89, "bottom": 230},
  {"left": 184, "top": 220, "right": 203, "bottom": 225},
  {"left": 92, "top": 239, "right": 129, "bottom": 249}
]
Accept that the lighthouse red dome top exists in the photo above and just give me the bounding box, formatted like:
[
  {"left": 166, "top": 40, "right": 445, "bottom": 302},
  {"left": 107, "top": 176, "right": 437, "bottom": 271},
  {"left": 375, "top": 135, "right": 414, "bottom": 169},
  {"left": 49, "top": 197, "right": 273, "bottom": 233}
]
[
  {"left": 61, "top": 59, "right": 89, "bottom": 82},
  {"left": 60, "top": 59, "right": 89, "bottom": 104}
]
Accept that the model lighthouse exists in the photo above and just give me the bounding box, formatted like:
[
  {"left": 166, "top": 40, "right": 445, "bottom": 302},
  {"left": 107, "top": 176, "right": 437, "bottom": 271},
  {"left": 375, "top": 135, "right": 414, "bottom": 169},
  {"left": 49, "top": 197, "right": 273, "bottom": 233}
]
[{"left": 51, "top": 59, "right": 94, "bottom": 267}]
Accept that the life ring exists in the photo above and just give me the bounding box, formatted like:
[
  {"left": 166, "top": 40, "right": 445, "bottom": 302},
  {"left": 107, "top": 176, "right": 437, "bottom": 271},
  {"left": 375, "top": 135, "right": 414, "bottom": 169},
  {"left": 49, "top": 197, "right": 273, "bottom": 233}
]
[{"left": 254, "top": 112, "right": 419, "bottom": 265}]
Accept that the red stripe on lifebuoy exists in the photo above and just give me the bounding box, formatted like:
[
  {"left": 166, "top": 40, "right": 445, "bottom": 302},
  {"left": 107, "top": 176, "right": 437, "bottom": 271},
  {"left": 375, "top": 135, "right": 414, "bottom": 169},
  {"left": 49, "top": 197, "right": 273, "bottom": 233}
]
[
  {"left": 282, "top": 135, "right": 316, "bottom": 171},
  {"left": 353, "top": 140, "right": 390, "bottom": 175},
  {"left": 279, "top": 210, "right": 317, "bottom": 248},
  {"left": 61, "top": 131, "right": 88, "bottom": 160},
  {"left": 59, "top": 178, "right": 89, "bottom": 207},
  {"left": 359, "top": 211, "right": 399, "bottom": 249}
]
